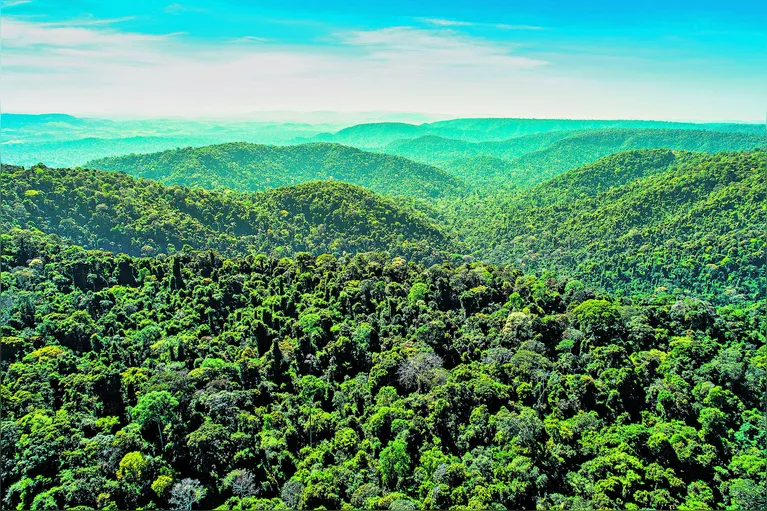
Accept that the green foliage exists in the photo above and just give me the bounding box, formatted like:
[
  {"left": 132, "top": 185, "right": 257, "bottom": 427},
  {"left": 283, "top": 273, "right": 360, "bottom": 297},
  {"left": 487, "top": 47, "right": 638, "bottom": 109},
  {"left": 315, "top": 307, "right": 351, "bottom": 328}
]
[
  {"left": 2, "top": 120, "right": 766, "bottom": 510},
  {"left": 116, "top": 452, "right": 147, "bottom": 482},
  {"left": 0, "top": 165, "right": 458, "bottom": 263},
  {"left": 455, "top": 149, "right": 767, "bottom": 302},
  {"left": 151, "top": 475, "right": 173, "bottom": 497},
  {"left": 88, "top": 142, "right": 463, "bottom": 198},
  {"left": 379, "top": 440, "right": 411, "bottom": 490},
  {"left": 1, "top": 231, "right": 764, "bottom": 509}
]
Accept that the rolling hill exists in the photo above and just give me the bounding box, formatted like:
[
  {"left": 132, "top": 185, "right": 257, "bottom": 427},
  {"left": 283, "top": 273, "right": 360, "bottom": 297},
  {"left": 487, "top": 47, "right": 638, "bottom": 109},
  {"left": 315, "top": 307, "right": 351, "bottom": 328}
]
[
  {"left": 387, "top": 128, "right": 764, "bottom": 192},
  {"left": 88, "top": 142, "right": 463, "bottom": 199},
  {"left": 0, "top": 164, "right": 458, "bottom": 263},
  {"left": 381, "top": 131, "right": 573, "bottom": 165},
  {"left": 309, "top": 118, "right": 765, "bottom": 147},
  {"left": 310, "top": 122, "right": 426, "bottom": 148},
  {"left": 503, "top": 128, "right": 765, "bottom": 188},
  {"left": 460, "top": 149, "right": 766, "bottom": 301},
  {"left": 421, "top": 117, "right": 766, "bottom": 140}
]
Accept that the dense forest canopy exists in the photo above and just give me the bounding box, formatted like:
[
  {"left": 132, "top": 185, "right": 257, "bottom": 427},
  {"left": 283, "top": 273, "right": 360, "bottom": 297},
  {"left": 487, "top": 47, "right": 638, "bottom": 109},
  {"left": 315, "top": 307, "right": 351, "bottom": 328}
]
[
  {"left": 1, "top": 116, "right": 766, "bottom": 511},
  {"left": 1, "top": 231, "right": 765, "bottom": 510}
]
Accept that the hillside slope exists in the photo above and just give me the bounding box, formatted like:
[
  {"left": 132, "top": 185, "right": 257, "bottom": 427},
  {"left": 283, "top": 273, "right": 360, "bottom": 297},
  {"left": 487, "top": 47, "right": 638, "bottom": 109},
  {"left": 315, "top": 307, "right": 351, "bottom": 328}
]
[
  {"left": 440, "top": 156, "right": 521, "bottom": 191},
  {"left": 506, "top": 128, "right": 765, "bottom": 187},
  {"left": 460, "top": 150, "right": 767, "bottom": 301},
  {"left": 382, "top": 131, "right": 573, "bottom": 165},
  {"left": 88, "top": 142, "right": 463, "bottom": 199},
  {"left": 0, "top": 164, "right": 458, "bottom": 263},
  {"left": 384, "top": 128, "right": 763, "bottom": 192}
]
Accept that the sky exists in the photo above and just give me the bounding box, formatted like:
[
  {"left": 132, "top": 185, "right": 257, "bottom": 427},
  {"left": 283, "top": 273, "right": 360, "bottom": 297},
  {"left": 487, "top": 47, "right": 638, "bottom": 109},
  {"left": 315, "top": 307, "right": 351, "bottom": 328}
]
[{"left": 2, "top": 0, "right": 766, "bottom": 122}]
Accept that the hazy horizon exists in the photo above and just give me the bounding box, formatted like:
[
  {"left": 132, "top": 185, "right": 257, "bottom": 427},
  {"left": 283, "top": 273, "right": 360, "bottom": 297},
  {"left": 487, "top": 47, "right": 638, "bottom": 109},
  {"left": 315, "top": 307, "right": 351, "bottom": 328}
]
[
  {"left": 4, "top": 111, "right": 765, "bottom": 126},
  {"left": 2, "top": 0, "right": 765, "bottom": 122}
]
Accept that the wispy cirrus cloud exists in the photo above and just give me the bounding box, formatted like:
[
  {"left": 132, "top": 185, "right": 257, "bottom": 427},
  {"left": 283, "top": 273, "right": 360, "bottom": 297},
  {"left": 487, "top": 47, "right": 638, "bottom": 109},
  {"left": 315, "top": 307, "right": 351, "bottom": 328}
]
[
  {"left": 229, "top": 35, "right": 272, "bottom": 44},
  {"left": 2, "top": 18, "right": 552, "bottom": 116},
  {"left": 496, "top": 24, "right": 545, "bottom": 31},
  {"left": 1, "top": 17, "right": 176, "bottom": 63},
  {"left": 418, "top": 18, "right": 475, "bottom": 27},
  {"left": 2, "top": 0, "right": 32, "bottom": 8},
  {"left": 338, "top": 26, "right": 548, "bottom": 69},
  {"left": 419, "top": 18, "right": 545, "bottom": 31},
  {"left": 3, "top": 14, "right": 759, "bottom": 121},
  {"left": 164, "top": 3, "right": 206, "bottom": 15}
]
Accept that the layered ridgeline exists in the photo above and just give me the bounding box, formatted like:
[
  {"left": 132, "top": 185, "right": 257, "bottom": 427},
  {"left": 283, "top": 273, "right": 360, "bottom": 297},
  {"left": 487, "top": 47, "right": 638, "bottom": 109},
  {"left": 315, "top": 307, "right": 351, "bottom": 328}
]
[
  {"left": 1, "top": 231, "right": 765, "bottom": 510},
  {"left": 309, "top": 118, "right": 764, "bottom": 148},
  {"left": 505, "top": 129, "right": 765, "bottom": 188},
  {"left": 88, "top": 142, "right": 463, "bottom": 199},
  {"left": 382, "top": 129, "right": 765, "bottom": 191},
  {"left": 1, "top": 113, "right": 341, "bottom": 168},
  {"left": 3, "top": 137, "right": 223, "bottom": 169},
  {"left": 381, "top": 131, "right": 574, "bottom": 166},
  {"left": 457, "top": 149, "right": 767, "bottom": 302},
  {"left": 0, "top": 164, "right": 458, "bottom": 264}
]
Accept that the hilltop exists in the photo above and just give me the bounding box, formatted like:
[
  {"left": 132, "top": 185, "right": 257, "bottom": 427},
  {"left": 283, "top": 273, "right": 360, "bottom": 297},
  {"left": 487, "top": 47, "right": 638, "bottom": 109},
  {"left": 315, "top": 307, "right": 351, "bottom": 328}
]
[
  {"left": 0, "top": 164, "right": 458, "bottom": 263},
  {"left": 88, "top": 142, "right": 463, "bottom": 199}
]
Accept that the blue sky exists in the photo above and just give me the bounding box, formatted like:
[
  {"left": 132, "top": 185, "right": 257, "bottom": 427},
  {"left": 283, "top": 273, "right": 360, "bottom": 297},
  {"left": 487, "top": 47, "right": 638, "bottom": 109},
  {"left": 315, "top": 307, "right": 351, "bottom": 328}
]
[{"left": 3, "top": 0, "right": 765, "bottom": 121}]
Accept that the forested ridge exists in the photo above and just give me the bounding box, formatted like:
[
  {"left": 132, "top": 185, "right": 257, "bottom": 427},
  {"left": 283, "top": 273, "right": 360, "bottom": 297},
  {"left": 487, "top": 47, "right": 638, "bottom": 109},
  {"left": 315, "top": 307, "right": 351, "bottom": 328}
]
[
  {"left": 87, "top": 143, "right": 462, "bottom": 199},
  {"left": 474, "top": 129, "right": 765, "bottom": 190},
  {"left": 313, "top": 119, "right": 765, "bottom": 148},
  {"left": 1, "top": 231, "right": 765, "bottom": 510},
  {"left": 84, "top": 129, "right": 764, "bottom": 201},
  {"left": 2, "top": 118, "right": 766, "bottom": 511},
  {"left": 445, "top": 150, "right": 767, "bottom": 303},
  {"left": 379, "top": 132, "right": 574, "bottom": 166},
  {"left": 0, "top": 164, "right": 457, "bottom": 264}
]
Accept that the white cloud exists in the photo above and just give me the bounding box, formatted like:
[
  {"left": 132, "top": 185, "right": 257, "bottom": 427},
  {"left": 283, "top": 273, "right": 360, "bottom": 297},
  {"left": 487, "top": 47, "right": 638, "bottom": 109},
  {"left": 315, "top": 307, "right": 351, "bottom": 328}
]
[
  {"left": 2, "top": 0, "right": 31, "bottom": 8},
  {"left": 495, "top": 24, "right": 545, "bottom": 31},
  {"left": 419, "top": 18, "right": 545, "bottom": 31},
  {"left": 419, "top": 18, "right": 475, "bottom": 27},
  {"left": 337, "top": 26, "right": 547, "bottom": 70},
  {"left": 229, "top": 35, "right": 272, "bottom": 44},
  {"left": 1, "top": 17, "right": 761, "bottom": 121},
  {"left": 2, "top": 18, "right": 171, "bottom": 51},
  {"left": 164, "top": 3, "right": 206, "bottom": 15}
]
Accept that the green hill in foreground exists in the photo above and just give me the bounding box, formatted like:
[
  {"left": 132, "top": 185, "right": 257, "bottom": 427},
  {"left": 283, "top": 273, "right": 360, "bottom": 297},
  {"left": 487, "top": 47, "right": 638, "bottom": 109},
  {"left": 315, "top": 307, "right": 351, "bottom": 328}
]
[
  {"left": 460, "top": 149, "right": 767, "bottom": 302},
  {"left": 0, "top": 164, "right": 458, "bottom": 264},
  {"left": 87, "top": 142, "right": 463, "bottom": 199}
]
